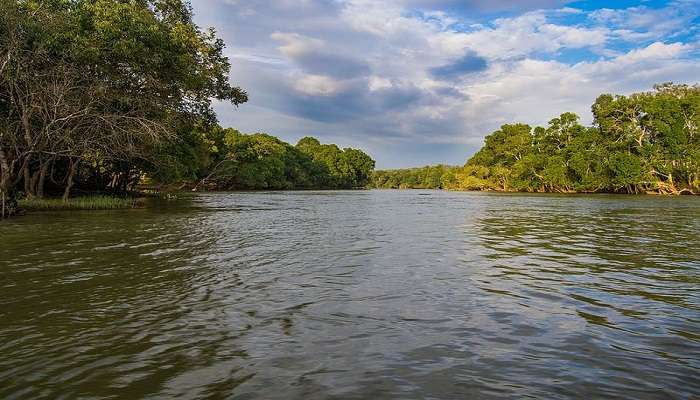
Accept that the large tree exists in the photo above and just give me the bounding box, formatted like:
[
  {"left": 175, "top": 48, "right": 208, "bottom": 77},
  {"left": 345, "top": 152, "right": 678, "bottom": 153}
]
[{"left": 0, "top": 0, "right": 247, "bottom": 216}]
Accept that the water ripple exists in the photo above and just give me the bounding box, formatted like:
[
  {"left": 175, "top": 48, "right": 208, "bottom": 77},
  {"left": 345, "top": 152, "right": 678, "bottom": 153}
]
[{"left": 1, "top": 191, "right": 699, "bottom": 399}]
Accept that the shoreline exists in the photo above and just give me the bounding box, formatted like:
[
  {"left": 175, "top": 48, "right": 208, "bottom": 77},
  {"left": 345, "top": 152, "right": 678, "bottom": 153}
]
[
  {"left": 369, "top": 187, "right": 700, "bottom": 196},
  {"left": 5, "top": 188, "right": 697, "bottom": 219}
]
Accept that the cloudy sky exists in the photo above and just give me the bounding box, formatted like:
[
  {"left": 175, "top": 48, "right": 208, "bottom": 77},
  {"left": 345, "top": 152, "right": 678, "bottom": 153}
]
[{"left": 193, "top": 0, "right": 700, "bottom": 168}]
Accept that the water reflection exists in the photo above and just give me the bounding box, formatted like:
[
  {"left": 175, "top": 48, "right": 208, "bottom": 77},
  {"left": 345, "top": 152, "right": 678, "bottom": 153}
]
[
  {"left": 0, "top": 191, "right": 698, "bottom": 399},
  {"left": 466, "top": 194, "right": 700, "bottom": 398}
]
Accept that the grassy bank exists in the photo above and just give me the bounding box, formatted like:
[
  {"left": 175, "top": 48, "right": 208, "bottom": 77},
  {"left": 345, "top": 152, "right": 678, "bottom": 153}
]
[{"left": 19, "top": 195, "right": 146, "bottom": 211}]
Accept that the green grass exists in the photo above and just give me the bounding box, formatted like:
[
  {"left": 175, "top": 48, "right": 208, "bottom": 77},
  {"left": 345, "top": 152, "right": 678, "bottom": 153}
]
[{"left": 19, "top": 195, "right": 146, "bottom": 211}]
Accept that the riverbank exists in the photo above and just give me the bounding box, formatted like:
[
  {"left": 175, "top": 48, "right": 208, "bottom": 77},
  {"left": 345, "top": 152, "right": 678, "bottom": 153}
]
[
  {"left": 452, "top": 188, "right": 698, "bottom": 195},
  {"left": 370, "top": 187, "right": 699, "bottom": 196},
  {"left": 19, "top": 195, "right": 147, "bottom": 211},
  {"left": 15, "top": 187, "right": 699, "bottom": 216}
]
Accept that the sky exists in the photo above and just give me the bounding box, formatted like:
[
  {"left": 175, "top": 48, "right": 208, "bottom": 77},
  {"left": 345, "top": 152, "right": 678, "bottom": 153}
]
[{"left": 192, "top": 0, "right": 700, "bottom": 168}]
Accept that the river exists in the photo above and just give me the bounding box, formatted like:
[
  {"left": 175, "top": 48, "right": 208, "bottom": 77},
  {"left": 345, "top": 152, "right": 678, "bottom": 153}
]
[{"left": 1, "top": 190, "right": 699, "bottom": 399}]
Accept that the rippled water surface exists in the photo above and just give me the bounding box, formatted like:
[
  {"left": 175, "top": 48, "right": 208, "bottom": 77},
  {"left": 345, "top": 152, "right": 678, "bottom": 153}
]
[{"left": 1, "top": 190, "right": 699, "bottom": 399}]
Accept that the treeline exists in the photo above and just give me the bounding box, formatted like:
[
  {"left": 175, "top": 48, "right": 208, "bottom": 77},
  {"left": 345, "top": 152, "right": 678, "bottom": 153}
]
[
  {"left": 190, "top": 132, "right": 374, "bottom": 190},
  {"left": 370, "top": 165, "right": 458, "bottom": 189},
  {"left": 0, "top": 0, "right": 374, "bottom": 217},
  {"left": 372, "top": 84, "right": 700, "bottom": 195}
]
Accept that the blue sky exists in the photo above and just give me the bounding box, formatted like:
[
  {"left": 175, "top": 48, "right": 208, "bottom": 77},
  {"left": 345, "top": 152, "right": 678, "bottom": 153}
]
[{"left": 193, "top": 0, "right": 700, "bottom": 168}]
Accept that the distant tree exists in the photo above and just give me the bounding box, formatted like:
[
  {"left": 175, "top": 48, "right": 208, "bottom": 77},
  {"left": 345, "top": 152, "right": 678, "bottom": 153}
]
[
  {"left": 196, "top": 133, "right": 375, "bottom": 190},
  {"left": 296, "top": 137, "right": 375, "bottom": 188},
  {"left": 370, "top": 165, "right": 461, "bottom": 189}
]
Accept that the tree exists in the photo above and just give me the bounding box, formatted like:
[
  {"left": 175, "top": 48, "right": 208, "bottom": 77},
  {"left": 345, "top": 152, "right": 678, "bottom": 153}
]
[
  {"left": 296, "top": 137, "right": 375, "bottom": 188},
  {"left": 0, "top": 0, "right": 247, "bottom": 216},
  {"left": 198, "top": 133, "right": 375, "bottom": 190},
  {"left": 370, "top": 165, "right": 460, "bottom": 189}
]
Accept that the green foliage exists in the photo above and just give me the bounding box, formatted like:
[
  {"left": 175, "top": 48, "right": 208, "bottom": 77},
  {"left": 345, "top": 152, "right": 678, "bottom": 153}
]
[
  {"left": 374, "top": 84, "right": 699, "bottom": 195},
  {"left": 148, "top": 122, "right": 228, "bottom": 182},
  {"left": 216, "top": 132, "right": 302, "bottom": 189},
  {"left": 455, "top": 84, "right": 700, "bottom": 194},
  {"left": 200, "top": 132, "right": 375, "bottom": 190},
  {"left": 19, "top": 195, "right": 144, "bottom": 210},
  {"left": 295, "top": 137, "right": 375, "bottom": 189},
  {"left": 607, "top": 152, "right": 643, "bottom": 189},
  {"left": 0, "top": 0, "right": 247, "bottom": 209},
  {"left": 370, "top": 165, "right": 460, "bottom": 189},
  {"left": 468, "top": 124, "right": 533, "bottom": 169},
  {"left": 70, "top": 0, "right": 248, "bottom": 113}
]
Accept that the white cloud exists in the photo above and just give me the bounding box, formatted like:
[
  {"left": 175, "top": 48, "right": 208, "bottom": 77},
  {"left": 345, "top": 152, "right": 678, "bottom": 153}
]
[
  {"left": 451, "top": 12, "right": 610, "bottom": 60},
  {"left": 368, "top": 76, "right": 394, "bottom": 91},
  {"left": 615, "top": 41, "right": 691, "bottom": 64},
  {"left": 292, "top": 74, "right": 344, "bottom": 96},
  {"left": 270, "top": 32, "right": 325, "bottom": 58}
]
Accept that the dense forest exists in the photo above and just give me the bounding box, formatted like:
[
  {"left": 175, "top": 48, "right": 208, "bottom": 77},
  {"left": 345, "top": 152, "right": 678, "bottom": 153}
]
[
  {"left": 373, "top": 83, "right": 700, "bottom": 195},
  {"left": 190, "top": 132, "right": 375, "bottom": 191},
  {"left": 370, "top": 165, "right": 459, "bottom": 189},
  {"left": 0, "top": 0, "right": 374, "bottom": 217}
]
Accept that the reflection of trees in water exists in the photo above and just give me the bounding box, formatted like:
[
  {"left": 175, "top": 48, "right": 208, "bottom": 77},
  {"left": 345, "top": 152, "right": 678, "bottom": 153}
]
[
  {"left": 469, "top": 195, "right": 700, "bottom": 321},
  {"left": 475, "top": 198, "right": 699, "bottom": 273},
  {"left": 460, "top": 196, "right": 700, "bottom": 399}
]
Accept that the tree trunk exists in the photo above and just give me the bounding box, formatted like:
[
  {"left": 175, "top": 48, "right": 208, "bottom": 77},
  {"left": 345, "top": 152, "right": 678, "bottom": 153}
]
[
  {"left": 63, "top": 158, "right": 80, "bottom": 202},
  {"left": 29, "top": 168, "right": 40, "bottom": 197},
  {"left": 0, "top": 148, "right": 17, "bottom": 218},
  {"left": 23, "top": 154, "right": 33, "bottom": 197},
  {"left": 109, "top": 173, "right": 119, "bottom": 190},
  {"left": 36, "top": 159, "right": 50, "bottom": 199},
  {"left": 118, "top": 172, "right": 128, "bottom": 193}
]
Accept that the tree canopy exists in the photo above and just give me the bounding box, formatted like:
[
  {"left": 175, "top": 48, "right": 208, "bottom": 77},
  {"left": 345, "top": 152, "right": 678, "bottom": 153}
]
[
  {"left": 371, "top": 84, "right": 700, "bottom": 195},
  {"left": 198, "top": 133, "right": 375, "bottom": 190},
  {"left": 0, "top": 0, "right": 247, "bottom": 216},
  {"left": 370, "top": 165, "right": 459, "bottom": 189}
]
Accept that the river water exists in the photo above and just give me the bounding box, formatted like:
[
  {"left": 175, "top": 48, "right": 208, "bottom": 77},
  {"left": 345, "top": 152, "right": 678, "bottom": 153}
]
[{"left": 1, "top": 190, "right": 699, "bottom": 399}]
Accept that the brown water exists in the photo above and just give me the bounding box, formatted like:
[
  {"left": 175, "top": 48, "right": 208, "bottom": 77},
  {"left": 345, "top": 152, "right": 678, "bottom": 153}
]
[{"left": 1, "top": 190, "right": 699, "bottom": 399}]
